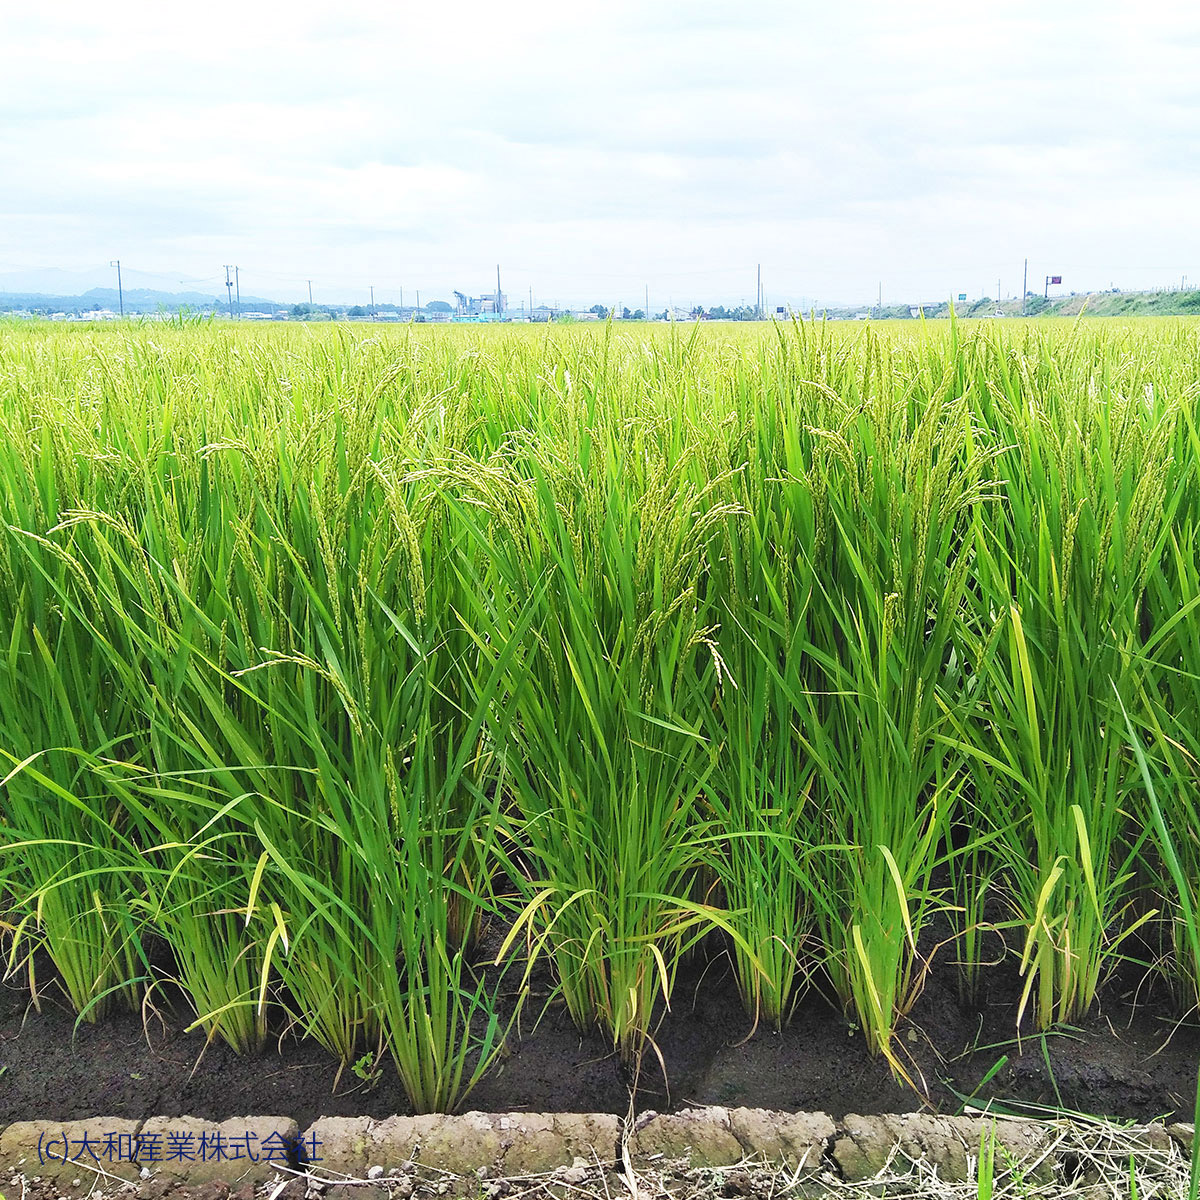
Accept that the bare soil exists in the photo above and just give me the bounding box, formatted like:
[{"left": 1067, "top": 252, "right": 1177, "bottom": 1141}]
[{"left": 1, "top": 928, "right": 1196, "bottom": 1127}]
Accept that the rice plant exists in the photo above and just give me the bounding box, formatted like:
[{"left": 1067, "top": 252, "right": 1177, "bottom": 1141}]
[
  {"left": 1138, "top": 397, "right": 1200, "bottom": 1012},
  {"left": 447, "top": 418, "right": 740, "bottom": 1065},
  {"left": 702, "top": 395, "right": 822, "bottom": 1030},
  {"left": 1123, "top": 700, "right": 1200, "bottom": 1200},
  {"left": 2, "top": 315, "right": 1200, "bottom": 1106},
  {"left": 964, "top": 341, "right": 1182, "bottom": 1029},
  {"left": 789, "top": 353, "right": 999, "bottom": 1073}
]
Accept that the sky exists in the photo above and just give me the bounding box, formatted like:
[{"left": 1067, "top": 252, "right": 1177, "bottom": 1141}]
[{"left": 2, "top": 0, "right": 1199, "bottom": 309}]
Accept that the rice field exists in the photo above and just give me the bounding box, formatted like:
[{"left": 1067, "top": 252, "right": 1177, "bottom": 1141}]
[{"left": 1, "top": 314, "right": 1199, "bottom": 1115}]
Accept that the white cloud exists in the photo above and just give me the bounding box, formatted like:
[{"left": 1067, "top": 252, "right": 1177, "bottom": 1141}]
[{"left": 1, "top": 0, "right": 1198, "bottom": 306}]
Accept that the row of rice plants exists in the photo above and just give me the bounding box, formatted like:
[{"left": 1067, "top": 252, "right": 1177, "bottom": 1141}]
[{"left": 1, "top": 317, "right": 1198, "bottom": 1110}]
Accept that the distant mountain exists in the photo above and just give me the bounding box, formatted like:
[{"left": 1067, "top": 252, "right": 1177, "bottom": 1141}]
[
  {"left": 0, "top": 286, "right": 285, "bottom": 314},
  {"left": 79, "top": 287, "right": 283, "bottom": 310},
  {"left": 0, "top": 266, "right": 222, "bottom": 296}
]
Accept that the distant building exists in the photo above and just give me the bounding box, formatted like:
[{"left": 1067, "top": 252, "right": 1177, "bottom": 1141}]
[{"left": 453, "top": 290, "right": 507, "bottom": 317}]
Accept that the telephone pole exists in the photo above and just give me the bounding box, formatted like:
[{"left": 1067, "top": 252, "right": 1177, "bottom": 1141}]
[
  {"left": 645, "top": 284, "right": 649, "bottom": 319},
  {"left": 224, "top": 265, "right": 235, "bottom": 318},
  {"left": 370, "top": 285, "right": 375, "bottom": 316},
  {"left": 307, "top": 280, "right": 313, "bottom": 305},
  {"left": 234, "top": 266, "right": 241, "bottom": 318},
  {"left": 1022, "top": 259, "right": 1028, "bottom": 315},
  {"left": 756, "top": 264, "right": 762, "bottom": 318},
  {"left": 109, "top": 260, "right": 123, "bottom": 317},
  {"left": 496, "top": 264, "right": 503, "bottom": 315}
]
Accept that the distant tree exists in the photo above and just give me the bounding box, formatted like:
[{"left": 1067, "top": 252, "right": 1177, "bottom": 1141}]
[
  {"left": 589, "top": 304, "right": 608, "bottom": 317},
  {"left": 292, "top": 302, "right": 334, "bottom": 319},
  {"left": 426, "top": 300, "right": 453, "bottom": 313},
  {"left": 347, "top": 305, "right": 367, "bottom": 318},
  {"left": 631, "top": 309, "right": 645, "bottom": 320}
]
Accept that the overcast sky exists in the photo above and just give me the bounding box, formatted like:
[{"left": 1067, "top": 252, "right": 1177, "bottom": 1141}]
[{"left": 2, "top": 0, "right": 1198, "bottom": 308}]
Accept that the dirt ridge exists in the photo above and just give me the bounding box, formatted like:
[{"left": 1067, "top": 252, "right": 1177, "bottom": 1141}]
[{"left": 1, "top": 1108, "right": 1194, "bottom": 1195}]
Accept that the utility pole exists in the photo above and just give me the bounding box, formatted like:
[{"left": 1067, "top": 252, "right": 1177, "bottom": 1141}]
[
  {"left": 224, "top": 265, "right": 235, "bottom": 318},
  {"left": 307, "top": 280, "right": 313, "bottom": 306},
  {"left": 416, "top": 290, "right": 420, "bottom": 317},
  {"left": 878, "top": 280, "right": 882, "bottom": 316},
  {"left": 370, "top": 285, "right": 375, "bottom": 316},
  {"left": 1022, "top": 259, "right": 1028, "bottom": 315},
  {"left": 645, "top": 284, "right": 649, "bottom": 319},
  {"left": 496, "top": 264, "right": 503, "bottom": 315},
  {"left": 529, "top": 285, "right": 533, "bottom": 318},
  {"left": 234, "top": 267, "right": 241, "bottom": 318},
  {"left": 756, "top": 264, "right": 762, "bottom": 318},
  {"left": 110, "top": 260, "right": 123, "bottom": 317},
  {"left": 997, "top": 278, "right": 1001, "bottom": 305},
  {"left": 400, "top": 286, "right": 404, "bottom": 312}
]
